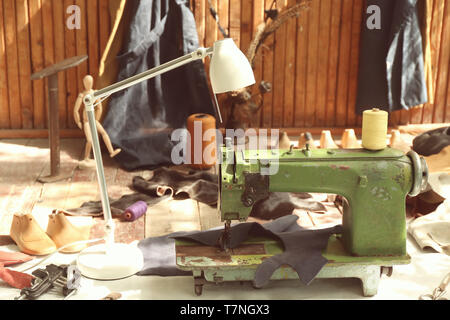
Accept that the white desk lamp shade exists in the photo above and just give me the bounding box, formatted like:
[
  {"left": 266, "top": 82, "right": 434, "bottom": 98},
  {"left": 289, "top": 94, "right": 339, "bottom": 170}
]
[{"left": 209, "top": 38, "right": 255, "bottom": 94}]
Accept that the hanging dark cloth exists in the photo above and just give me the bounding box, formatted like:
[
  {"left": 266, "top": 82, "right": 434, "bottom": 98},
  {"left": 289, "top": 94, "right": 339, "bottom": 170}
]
[
  {"left": 102, "top": 0, "right": 215, "bottom": 170},
  {"left": 356, "top": 0, "right": 428, "bottom": 114}
]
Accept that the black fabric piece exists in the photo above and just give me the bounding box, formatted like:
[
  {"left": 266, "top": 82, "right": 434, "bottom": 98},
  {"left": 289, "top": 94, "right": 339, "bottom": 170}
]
[
  {"left": 356, "top": 0, "right": 427, "bottom": 114},
  {"left": 138, "top": 215, "right": 342, "bottom": 287},
  {"left": 103, "top": 0, "right": 215, "bottom": 171},
  {"left": 412, "top": 126, "right": 450, "bottom": 156}
]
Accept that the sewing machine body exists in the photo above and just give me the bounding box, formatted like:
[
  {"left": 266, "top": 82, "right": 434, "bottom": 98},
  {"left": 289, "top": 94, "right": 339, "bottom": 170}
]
[
  {"left": 220, "top": 147, "right": 426, "bottom": 256},
  {"left": 176, "top": 146, "right": 428, "bottom": 296}
]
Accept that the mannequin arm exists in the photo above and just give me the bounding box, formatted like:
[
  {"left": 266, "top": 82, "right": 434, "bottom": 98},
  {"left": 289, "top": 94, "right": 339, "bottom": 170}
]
[
  {"left": 73, "top": 94, "right": 83, "bottom": 130},
  {"left": 95, "top": 99, "right": 103, "bottom": 121}
]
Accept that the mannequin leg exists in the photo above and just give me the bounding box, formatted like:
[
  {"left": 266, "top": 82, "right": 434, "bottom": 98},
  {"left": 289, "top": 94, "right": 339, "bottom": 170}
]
[
  {"left": 83, "top": 122, "right": 93, "bottom": 160},
  {"left": 95, "top": 121, "right": 121, "bottom": 158}
]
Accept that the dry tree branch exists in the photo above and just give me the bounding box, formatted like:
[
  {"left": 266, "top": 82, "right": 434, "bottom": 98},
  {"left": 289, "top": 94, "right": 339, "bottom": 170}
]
[
  {"left": 224, "top": 0, "right": 311, "bottom": 129},
  {"left": 246, "top": 0, "right": 311, "bottom": 67}
]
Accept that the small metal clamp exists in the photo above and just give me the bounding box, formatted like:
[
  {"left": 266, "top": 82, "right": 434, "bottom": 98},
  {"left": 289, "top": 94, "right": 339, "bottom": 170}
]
[{"left": 419, "top": 272, "right": 450, "bottom": 300}]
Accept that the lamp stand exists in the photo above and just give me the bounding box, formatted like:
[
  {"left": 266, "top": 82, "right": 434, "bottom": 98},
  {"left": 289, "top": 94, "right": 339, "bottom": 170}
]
[{"left": 76, "top": 98, "right": 143, "bottom": 280}]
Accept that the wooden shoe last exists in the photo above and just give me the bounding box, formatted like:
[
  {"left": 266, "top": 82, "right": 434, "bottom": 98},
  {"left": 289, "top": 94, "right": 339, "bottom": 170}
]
[{"left": 10, "top": 214, "right": 56, "bottom": 256}]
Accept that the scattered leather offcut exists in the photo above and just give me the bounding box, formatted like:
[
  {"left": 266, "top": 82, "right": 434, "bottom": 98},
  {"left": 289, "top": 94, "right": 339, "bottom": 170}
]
[
  {"left": 413, "top": 126, "right": 450, "bottom": 156},
  {"left": 68, "top": 167, "right": 326, "bottom": 220},
  {"left": 139, "top": 215, "right": 342, "bottom": 287},
  {"left": 0, "top": 262, "right": 33, "bottom": 290},
  {"left": 0, "top": 251, "right": 34, "bottom": 267}
]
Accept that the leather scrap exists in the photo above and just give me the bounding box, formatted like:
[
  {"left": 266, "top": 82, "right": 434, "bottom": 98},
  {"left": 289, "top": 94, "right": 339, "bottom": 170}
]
[
  {"left": 132, "top": 167, "right": 218, "bottom": 206},
  {"left": 0, "top": 262, "right": 34, "bottom": 289},
  {"left": 69, "top": 167, "right": 326, "bottom": 220},
  {"left": 138, "top": 215, "right": 343, "bottom": 287},
  {"left": 413, "top": 126, "right": 450, "bottom": 156},
  {"left": 66, "top": 187, "right": 172, "bottom": 217},
  {"left": 0, "top": 251, "right": 34, "bottom": 267}
]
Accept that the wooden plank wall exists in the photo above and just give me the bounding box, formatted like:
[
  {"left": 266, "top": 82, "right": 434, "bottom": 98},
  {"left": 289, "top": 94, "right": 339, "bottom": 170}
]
[
  {"left": 0, "top": 0, "right": 448, "bottom": 136},
  {"left": 192, "top": 0, "right": 450, "bottom": 128},
  {"left": 0, "top": 0, "right": 111, "bottom": 133}
]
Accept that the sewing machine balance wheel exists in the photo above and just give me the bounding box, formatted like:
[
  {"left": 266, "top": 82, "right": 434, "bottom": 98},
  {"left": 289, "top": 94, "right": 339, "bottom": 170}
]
[{"left": 407, "top": 150, "right": 429, "bottom": 197}]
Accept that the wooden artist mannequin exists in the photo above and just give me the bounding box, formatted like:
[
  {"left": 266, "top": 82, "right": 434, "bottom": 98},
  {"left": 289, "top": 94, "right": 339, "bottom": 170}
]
[{"left": 74, "top": 75, "right": 121, "bottom": 161}]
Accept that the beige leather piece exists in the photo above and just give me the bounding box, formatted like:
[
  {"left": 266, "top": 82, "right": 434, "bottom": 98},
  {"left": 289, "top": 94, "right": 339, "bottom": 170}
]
[{"left": 9, "top": 214, "right": 56, "bottom": 256}]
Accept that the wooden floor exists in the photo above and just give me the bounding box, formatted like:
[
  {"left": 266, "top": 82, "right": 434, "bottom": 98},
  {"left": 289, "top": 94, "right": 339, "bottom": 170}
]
[
  {"left": 5, "top": 128, "right": 426, "bottom": 245},
  {"left": 0, "top": 138, "right": 224, "bottom": 245},
  {"left": 0, "top": 137, "right": 348, "bottom": 247}
]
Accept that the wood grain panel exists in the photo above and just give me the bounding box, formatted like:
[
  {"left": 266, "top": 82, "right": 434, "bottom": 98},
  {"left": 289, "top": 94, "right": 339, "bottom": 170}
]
[
  {"left": 75, "top": 0, "right": 88, "bottom": 101},
  {"left": 282, "top": 0, "right": 297, "bottom": 128},
  {"left": 3, "top": 0, "right": 22, "bottom": 129},
  {"left": 64, "top": 0, "right": 79, "bottom": 129},
  {"left": 251, "top": 0, "right": 264, "bottom": 127},
  {"left": 325, "top": 0, "right": 342, "bottom": 127},
  {"left": 87, "top": 0, "right": 99, "bottom": 80},
  {"left": 261, "top": 0, "right": 274, "bottom": 128},
  {"left": 335, "top": 0, "right": 353, "bottom": 127},
  {"left": 52, "top": 0, "right": 67, "bottom": 129},
  {"left": 16, "top": 0, "right": 34, "bottom": 129},
  {"left": 294, "top": 7, "right": 309, "bottom": 128},
  {"left": 315, "top": 0, "right": 332, "bottom": 127},
  {"left": 422, "top": 0, "right": 445, "bottom": 123},
  {"left": 271, "top": 0, "right": 287, "bottom": 128},
  {"left": 98, "top": 0, "right": 111, "bottom": 55},
  {"left": 28, "top": 0, "right": 46, "bottom": 129},
  {"left": 0, "top": 0, "right": 9, "bottom": 128},
  {"left": 0, "top": 0, "right": 449, "bottom": 135},
  {"left": 433, "top": 0, "right": 450, "bottom": 123},
  {"left": 42, "top": 0, "right": 55, "bottom": 128},
  {"left": 346, "top": 0, "right": 363, "bottom": 127}
]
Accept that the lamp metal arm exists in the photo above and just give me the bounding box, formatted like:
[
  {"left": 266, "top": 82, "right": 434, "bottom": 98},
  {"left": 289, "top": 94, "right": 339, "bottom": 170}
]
[
  {"left": 83, "top": 47, "right": 214, "bottom": 107},
  {"left": 81, "top": 46, "right": 213, "bottom": 244}
]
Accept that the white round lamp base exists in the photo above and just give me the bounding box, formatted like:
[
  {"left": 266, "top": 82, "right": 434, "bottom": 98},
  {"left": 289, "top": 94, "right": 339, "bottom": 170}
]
[{"left": 77, "top": 243, "right": 144, "bottom": 280}]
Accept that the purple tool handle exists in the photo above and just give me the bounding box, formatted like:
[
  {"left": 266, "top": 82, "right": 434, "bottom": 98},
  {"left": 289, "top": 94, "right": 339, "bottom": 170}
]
[{"left": 123, "top": 201, "right": 148, "bottom": 221}]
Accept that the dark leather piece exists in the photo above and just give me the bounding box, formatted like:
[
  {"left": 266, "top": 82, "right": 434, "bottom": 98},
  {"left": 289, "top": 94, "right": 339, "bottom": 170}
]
[
  {"left": 69, "top": 167, "right": 326, "bottom": 220},
  {"left": 138, "top": 215, "right": 342, "bottom": 287},
  {"left": 412, "top": 126, "right": 450, "bottom": 156}
]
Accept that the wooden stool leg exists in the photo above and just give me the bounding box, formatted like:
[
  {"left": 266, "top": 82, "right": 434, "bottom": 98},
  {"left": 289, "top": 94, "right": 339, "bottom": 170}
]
[{"left": 48, "top": 74, "right": 60, "bottom": 177}]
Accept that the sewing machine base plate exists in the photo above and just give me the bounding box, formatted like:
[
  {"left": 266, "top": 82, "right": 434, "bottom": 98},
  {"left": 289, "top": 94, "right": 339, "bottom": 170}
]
[{"left": 175, "top": 235, "right": 411, "bottom": 297}]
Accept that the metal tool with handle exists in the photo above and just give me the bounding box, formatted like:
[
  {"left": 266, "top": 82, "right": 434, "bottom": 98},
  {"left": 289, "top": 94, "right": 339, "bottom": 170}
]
[{"left": 15, "top": 264, "right": 77, "bottom": 300}]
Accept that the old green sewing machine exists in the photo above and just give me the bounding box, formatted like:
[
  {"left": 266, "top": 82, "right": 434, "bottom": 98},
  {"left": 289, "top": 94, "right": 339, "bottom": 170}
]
[{"left": 175, "top": 142, "right": 428, "bottom": 296}]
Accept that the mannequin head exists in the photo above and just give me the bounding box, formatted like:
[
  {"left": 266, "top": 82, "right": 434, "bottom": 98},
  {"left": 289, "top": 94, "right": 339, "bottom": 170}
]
[{"left": 83, "top": 75, "right": 94, "bottom": 91}]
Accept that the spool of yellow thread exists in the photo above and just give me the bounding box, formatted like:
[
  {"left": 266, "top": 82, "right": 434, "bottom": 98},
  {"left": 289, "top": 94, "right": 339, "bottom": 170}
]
[{"left": 362, "top": 108, "right": 388, "bottom": 150}]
